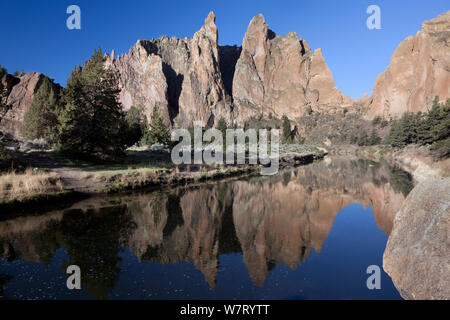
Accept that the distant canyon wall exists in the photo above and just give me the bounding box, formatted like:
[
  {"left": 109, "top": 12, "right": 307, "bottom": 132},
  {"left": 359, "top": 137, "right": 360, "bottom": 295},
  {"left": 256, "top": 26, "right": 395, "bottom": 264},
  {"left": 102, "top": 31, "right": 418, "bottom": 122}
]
[
  {"left": 365, "top": 11, "right": 450, "bottom": 119},
  {"left": 104, "top": 12, "right": 351, "bottom": 128},
  {"left": 1, "top": 11, "right": 449, "bottom": 139}
]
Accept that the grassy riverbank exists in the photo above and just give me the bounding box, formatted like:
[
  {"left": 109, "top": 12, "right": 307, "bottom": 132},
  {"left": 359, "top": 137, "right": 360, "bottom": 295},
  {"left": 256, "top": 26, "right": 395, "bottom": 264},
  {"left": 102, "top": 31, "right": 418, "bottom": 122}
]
[{"left": 0, "top": 144, "right": 326, "bottom": 211}]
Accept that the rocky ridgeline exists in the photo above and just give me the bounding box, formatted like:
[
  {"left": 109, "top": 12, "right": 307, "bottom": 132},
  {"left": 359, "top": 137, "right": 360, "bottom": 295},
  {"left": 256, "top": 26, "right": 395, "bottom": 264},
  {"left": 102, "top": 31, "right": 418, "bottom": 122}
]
[
  {"left": 231, "top": 14, "right": 352, "bottom": 122},
  {"left": 1, "top": 11, "right": 449, "bottom": 138},
  {"left": 104, "top": 12, "right": 351, "bottom": 128},
  {"left": 105, "top": 12, "right": 231, "bottom": 128}
]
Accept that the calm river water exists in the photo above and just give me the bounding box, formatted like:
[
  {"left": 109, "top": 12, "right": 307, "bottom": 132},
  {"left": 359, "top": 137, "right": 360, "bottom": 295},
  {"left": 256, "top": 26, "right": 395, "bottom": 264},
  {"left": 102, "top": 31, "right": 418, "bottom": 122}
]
[{"left": 0, "top": 157, "right": 414, "bottom": 300}]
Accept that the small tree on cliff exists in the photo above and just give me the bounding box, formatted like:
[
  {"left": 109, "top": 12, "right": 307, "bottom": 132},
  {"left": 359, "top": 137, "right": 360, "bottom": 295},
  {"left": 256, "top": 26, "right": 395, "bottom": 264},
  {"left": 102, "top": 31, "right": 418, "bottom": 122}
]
[
  {"left": 22, "top": 77, "right": 61, "bottom": 143},
  {"left": 58, "top": 48, "right": 127, "bottom": 160}
]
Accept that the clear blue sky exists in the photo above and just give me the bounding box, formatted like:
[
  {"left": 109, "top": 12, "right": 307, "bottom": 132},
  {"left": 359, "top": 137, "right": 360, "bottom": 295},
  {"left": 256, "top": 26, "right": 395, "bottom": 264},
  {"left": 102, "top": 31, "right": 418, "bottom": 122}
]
[{"left": 0, "top": 0, "right": 448, "bottom": 98}]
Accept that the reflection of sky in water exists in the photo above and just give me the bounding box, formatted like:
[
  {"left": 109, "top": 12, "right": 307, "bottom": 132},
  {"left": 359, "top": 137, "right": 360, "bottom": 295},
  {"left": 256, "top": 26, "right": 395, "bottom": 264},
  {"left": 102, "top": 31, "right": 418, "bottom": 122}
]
[
  {"left": 0, "top": 158, "right": 411, "bottom": 300},
  {"left": 0, "top": 203, "right": 401, "bottom": 300}
]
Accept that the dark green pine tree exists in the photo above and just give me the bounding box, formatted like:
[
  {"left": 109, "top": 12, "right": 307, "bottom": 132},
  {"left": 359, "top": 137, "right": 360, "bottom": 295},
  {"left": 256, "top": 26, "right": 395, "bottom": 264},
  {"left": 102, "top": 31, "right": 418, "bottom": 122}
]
[
  {"left": 369, "top": 129, "right": 381, "bottom": 145},
  {"left": 124, "top": 106, "right": 148, "bottom": 147},
  {"left": 431, "top": 99, "right": 450, "bottom": 142},
  {"left": 430, "top": 98, "right": 450, "bottom": 158},
  {"left": 58, "top": 48, "right": 127, "bottom": 160},
  {"left": 281, "top": 115, "right": 292, "bottom": 143},
  {"left": 417, "top": 96, "right": 441, "bottom": 144},
  {"left": 401, "top": 112, "right": 417, "bottom": 144},
  {"left": 142, "top": 106, "right": 170, "bottom": 146},
  {"left": 357, "top": 130, "right": 369, "bottom": 146},
  {"left": 22, "top": 77, "right": 61, "bottom": 142},
  {"left": 215, "top": 117, "right": 228, "bottom": 137},
  {"left": 388, "top": 112, "right": 416, "bottom": 148}
]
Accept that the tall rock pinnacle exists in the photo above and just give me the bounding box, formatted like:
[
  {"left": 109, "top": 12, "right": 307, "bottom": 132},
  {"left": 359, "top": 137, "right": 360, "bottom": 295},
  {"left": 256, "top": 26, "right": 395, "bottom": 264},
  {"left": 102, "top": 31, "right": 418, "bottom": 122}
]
[
  {"left": 232, "top": 14, "right": 350, "bottom": 123},
  {"left": 105, "top": 11, "right": 231, "bottom": 128}
]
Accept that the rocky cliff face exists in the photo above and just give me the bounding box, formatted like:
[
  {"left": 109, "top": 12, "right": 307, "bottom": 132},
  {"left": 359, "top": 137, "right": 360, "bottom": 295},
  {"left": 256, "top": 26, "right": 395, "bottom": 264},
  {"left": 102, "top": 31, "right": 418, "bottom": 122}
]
[
  {"left": 106, "top": 12, "right": 350, "bottom": 128},
  {"left": 2, "top": 12, "right": 449, "bottom": 136},
  {"left": 105, "top": 46, "right": 171, "bottom": 126},
  {"left": 365, "top": 11, "right": 450, "bottom": 119},
  {"left": 106, "top": 12, "right": 231, "bottom": 128},
  {"left": 232, "top": 14, "right": 351, "bottom": 123},
  {"left": 0, "top": 72, "right": 53, "bottom": 138}
]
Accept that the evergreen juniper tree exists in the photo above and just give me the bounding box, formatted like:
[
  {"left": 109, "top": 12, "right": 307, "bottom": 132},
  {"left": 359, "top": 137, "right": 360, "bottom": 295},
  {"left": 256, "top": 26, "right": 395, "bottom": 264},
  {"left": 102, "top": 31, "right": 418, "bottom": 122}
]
[
  {"left": 281, "top": 115, "right": 292, "bottom": 143},
  {"left": 124, "top": 106, "right": 148, "bottom": 147},
  {"left": 22, "top": 77, "right": 61, "bottom": 143},
  {"left": 369, "top": 129, "right": 381, "bottom": 145},
  {"left": 417, "top": 96, "right": 441, "bottom": 144},
  {"left": 357, "top": 130, "right": 369, "bottom": 146},
  {"left": 388, "top": 113, "right": 416, "bottom": 147},
  {"left": 58, "top": 48, "right": 127, "bottom": 160},
  {"left": 216, "top": 117, "right": 227, "bottom": 137},
  {"left": 141, "top": 105, "right": 170, "bottom": 146},
  {"left": 429, "top": 99, "right": 450, "bottom": 158}
]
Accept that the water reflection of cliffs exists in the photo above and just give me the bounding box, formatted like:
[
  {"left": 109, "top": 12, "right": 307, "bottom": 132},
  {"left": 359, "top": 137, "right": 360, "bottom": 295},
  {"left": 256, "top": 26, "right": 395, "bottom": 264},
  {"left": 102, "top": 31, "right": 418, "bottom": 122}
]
[
  {"left": 232, "top": 158, "right": 413, "bottom": 284},
  {"left": 0, "top": 157, "right": 413, "bottom": 296},
  {"left": 134, "top": 188, "right": 231, "bottom": 288}
]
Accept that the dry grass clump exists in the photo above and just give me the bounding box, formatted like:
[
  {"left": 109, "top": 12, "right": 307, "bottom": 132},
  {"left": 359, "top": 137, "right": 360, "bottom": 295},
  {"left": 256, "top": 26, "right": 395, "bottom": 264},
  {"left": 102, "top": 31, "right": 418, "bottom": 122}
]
[{"left": 0, "top": 168, "right": 64, "bottom": 201}]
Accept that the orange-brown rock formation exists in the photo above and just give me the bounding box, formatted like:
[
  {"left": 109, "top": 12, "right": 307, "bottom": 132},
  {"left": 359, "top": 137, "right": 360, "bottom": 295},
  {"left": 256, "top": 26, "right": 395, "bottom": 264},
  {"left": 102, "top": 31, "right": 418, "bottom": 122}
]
[
  {"left": 365, "top": 11, "right": 450, "bottom": 119},
  {"left": 0, "top": 72, "right": 60, "bottom": 138},
  {"left": 233, "top": 14, "right": 351, "bottom": 122}
]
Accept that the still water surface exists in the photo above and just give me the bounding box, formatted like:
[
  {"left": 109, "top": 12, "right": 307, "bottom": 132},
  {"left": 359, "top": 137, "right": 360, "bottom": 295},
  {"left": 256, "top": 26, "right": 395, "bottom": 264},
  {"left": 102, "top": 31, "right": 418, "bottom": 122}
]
[{"left": 0, "top": 157, "right": 414, "bottom": 299}]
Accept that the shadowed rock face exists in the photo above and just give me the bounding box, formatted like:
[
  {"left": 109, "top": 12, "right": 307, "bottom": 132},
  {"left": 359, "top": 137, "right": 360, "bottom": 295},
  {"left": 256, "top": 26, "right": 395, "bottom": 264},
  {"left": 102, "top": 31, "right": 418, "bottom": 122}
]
[
  {"left": 0, "top": 72, "right": 61, "bottom": 139},
  {"left": 365, "top": 11, "right": 450, "bottom": 119},
  {"left": 105, "top": 45, "right": 171, "bottom": 126},
  {"left": 218, "top": 45, "right": 242, "bottom": 98},
  {"left": 0, "top": 157, "right": 412, "bottom": 291},
  {"left": 106, "top": 12, "right": 231, "bottom": 128}
]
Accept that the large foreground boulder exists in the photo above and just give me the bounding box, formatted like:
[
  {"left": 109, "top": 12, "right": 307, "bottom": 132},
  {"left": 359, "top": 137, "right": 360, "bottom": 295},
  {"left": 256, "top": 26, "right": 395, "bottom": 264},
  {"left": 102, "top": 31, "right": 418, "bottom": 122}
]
[{"left": 383, "top": 177, "right": 450, "bottom": 300}]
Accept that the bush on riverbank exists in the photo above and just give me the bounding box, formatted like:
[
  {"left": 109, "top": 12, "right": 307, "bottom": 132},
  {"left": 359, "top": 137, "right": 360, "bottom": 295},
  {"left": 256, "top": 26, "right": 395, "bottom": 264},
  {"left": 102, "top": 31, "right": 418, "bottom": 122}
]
[{"left": 299, "top": 112, "right": 388, "bottom": 146}]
